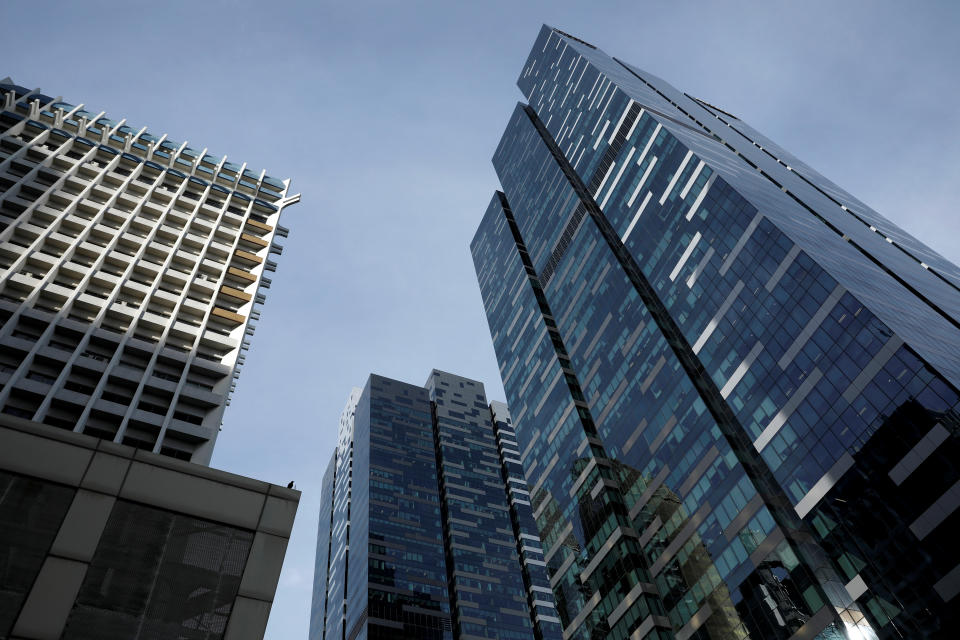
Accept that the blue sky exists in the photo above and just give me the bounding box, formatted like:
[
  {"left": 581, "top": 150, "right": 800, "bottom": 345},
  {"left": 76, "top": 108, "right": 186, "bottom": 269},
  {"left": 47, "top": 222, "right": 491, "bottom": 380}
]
[{"left": 3, "top": 1, "right": 959, "bottom": 637}]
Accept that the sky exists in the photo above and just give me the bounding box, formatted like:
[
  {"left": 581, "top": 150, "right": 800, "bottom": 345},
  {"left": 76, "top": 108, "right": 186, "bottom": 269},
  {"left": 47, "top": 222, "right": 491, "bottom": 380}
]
[{"left": 3, "top": 1, "right": 959, "bottom": 637}]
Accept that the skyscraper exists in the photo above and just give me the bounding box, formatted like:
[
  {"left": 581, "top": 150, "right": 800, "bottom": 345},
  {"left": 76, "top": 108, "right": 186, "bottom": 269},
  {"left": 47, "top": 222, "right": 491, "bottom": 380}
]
[
  {"left": 471, "top": 26, "right": 960, "bottom": 640},
  {"left": 310, "top": 371, "right": 562, "bottom": 640},
  {"left": 0, "top": 79, "right": 298, "bottom": 639},
  {"left": 0, "top": 77, "right": 296, "bottom": 464}
]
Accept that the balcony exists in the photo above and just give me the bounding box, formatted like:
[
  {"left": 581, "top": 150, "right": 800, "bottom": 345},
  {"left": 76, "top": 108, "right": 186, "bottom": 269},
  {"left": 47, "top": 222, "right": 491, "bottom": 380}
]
[
  {"left": 231, "top": 249, "right": 261, "bottom": 266},
  {"left": 210, "top": 307, "right": 245, "bottom": 325},
  {"left": 166, "top": 417, "right": 211, "bottom": 443},
  {"left": 218, "top": 285, "right": 251, "bottom": 303},
  {"left": 200, "top": 329, "right": 237, "bottom": 351},
  {"left": 169, "top": 320, "right": 199, "bottom": 342},
  {"left": 178, "top": 383, "right": 222, "bottom": 408},
  {"left": 138, "top": 310, "right": 169, "bottom": 332},
  {"left": 244, "top": 217, "right": 273, "bottom": 236},
  {"left": 238, "top": 234, "right": 269, "bottom": 254},
  {"left": 76, "top": 198, "right": 102, "bottom": 216},
  {"left": 16, "top": 221, "right": 46, "bottom": 238},
  {"left": 109, "top": 300, "right": 138, "bottom": 321},
  {"left": 7, "top": 271, "right": 39, "bottom": 291},
  {"left": 41, "top": 281, "right": 74, "bottom": 303}
]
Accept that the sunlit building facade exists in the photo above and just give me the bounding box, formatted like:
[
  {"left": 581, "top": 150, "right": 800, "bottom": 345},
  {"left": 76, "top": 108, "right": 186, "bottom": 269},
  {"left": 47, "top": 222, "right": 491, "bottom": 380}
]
[
  {"left": 471, "top": 26, "right": 960, "bottom": 639},
  {"left": 0, "top": 77, "right": 297, "bottom": 464},
  {"left": 0, "top": 78, "right": 299, "bottom": 639},
  {"left": 310, "top": 371, "right": 562, "bottom": 640}
]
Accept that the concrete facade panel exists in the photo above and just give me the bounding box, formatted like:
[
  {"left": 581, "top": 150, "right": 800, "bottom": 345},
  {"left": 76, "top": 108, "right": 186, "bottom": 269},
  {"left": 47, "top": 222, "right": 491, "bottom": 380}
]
[{"left": 11, "top": 557, "right": 87, "bottom": 640}]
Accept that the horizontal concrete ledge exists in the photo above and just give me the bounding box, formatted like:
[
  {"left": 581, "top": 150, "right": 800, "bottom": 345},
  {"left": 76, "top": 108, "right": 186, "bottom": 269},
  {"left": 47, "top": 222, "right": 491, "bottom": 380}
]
[{"left": 0, "top": 413, "right": 299, "bottom": 534}]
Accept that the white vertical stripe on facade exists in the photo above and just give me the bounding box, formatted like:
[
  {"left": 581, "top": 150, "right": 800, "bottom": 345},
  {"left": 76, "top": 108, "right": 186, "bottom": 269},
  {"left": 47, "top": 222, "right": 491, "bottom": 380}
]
[
  {"left": 561, "top": 82, "right": 573, "bottom": 109},
  {"left": 888, "top": 423, "right": 949, "bottom": 486},
  {"left": 569, "top": 111, "right": 582, "bottom": 139},
  {"left": 593, "top": 121, "right": 610, "bottom": 150},
  {"left": 574, "top": 146, "right": 587, "bottom": 170},
  {"left": 685, "top": 172, "right": 717, "bottom": 221},
  {"left": 679, "top": 161, "right": 706, "bottom": 200},
  {"left": 720, "top": 342, "right": 764, "bottom": 399},
  {"left": 586, "top": 75, "right": 601, "bottom": 104},
  {"left": 841, "top": 335, "right": 903, "bottom": 403},
  {"left": 626, "top": 157, "right": 657, "bottom": 207},
  {"left": 794, "top": 452, "right": 854, "bottom": 519},
  {"left": 621, "top": 192, "right": 653, "bottom": 243},
  {"left": 718, "top": 212, "right": 764, "bottom": 276},
  {"left": 635, "top": 123, "right": 661, "bottom": 169},
  {"left": 589, "top": 78, "right": 609, "bottom": 111},
  {"left": 608, "top": 100, "right": 634, "bottom": 144},
  {"left": 624, "top": 108, "right": 645, "bottom": 141},
  {"left": 558, "top": 110, "right": 571, "bottom": 138},
  {"left": 659, "top": 150, "right": 693, "bottom": 205},
  {"left": 599, "top": 147, "right": 636, "bottom": 209},
  {"left": 778, "top": 284, "right": 846, "bottom": 369},
  {"left": 845, "top": 574, "right": 869, "bottom": 602},
  {"left": 692, "top": 281, "right": 745, "bottom": 354},
  {"left": 765, "top": 245, "right": 802, "bottom": 291},
  {"left": 593, "top": 161, "right": 617, "bottom": 198},
  {"left": 572, "top": 62, "right": 588, "bottom": 94},
  {"left": 934, "top": 564, "right": 960, "bottom": 602},
  {"left": 754, "top": 368, "right": 824, "bottom": 453},
  {"left": 600, "top": 85, "right": 617, "bottom": 119},
  {"left": 910, "top": 478, "right": 960, "bottom": 540},
  {"left": 669, "top": 232, "right": 702, "bottom": 281},
  {"left": 686, "top": 246, "right": 715, "bottom": 289}
]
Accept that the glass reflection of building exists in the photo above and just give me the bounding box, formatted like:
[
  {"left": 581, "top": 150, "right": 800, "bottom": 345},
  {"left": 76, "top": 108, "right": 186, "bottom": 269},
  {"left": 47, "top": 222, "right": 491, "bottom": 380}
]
[
  {"left": 807, "top": 400, "right": 960, "bottom": 637},
  {"left": 309, "top": 371, "right": 563, "bottom": 640},
  {"left": 471, "top": 25, "right": 960, "bottom": 639}
]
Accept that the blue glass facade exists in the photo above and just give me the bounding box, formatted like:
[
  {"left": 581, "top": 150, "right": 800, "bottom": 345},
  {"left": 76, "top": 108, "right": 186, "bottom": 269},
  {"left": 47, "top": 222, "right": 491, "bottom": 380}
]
[
  {"left": 489, "top": 401, "right": 564, "bottom": 637},
  {"left": 472, "top": 25, "right": 960, "bottom": 640},
  {"left": 310, "top": 372, "right": 562, "bottom": 640},
  {"left": 309, "top": 450, "right": 336, "bottom": 640}
]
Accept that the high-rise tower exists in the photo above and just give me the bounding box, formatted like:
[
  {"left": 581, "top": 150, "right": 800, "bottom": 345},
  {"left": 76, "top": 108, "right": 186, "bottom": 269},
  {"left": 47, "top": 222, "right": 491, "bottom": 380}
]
[
  {"left": 471, "top": 26, "right": 960, "bottom": 640},
  {"left": 0, "top": 78, "right": 296, "bottom": 464},
  {"left": 0, "top": 79, "right": 299, "bottom": 640},
  {"left": 310, "top": 371, "right": 562, "bottom": 640}
]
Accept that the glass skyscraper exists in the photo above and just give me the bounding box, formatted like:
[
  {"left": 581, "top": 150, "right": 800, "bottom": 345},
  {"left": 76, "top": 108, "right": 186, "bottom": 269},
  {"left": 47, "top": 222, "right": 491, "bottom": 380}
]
[
  {"left": 310, "top": 370, "right": 562, "bottom": 640},
  {"left": 471, "top": 26, "right": 960, "bottom": 640}
]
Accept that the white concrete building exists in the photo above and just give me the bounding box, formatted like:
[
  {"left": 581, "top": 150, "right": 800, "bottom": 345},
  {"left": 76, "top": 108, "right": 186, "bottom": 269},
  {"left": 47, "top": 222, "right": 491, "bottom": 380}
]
[
  {"left": 0, "top": 78, "right": 301, "bottom": 640},
  {"left": 0, "top": 78, "right": 299, "bottom": 464}
]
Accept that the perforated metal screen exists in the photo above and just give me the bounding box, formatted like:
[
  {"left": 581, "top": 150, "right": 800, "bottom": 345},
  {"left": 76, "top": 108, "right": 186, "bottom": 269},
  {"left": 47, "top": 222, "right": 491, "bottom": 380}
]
[
  {"left": 62, "top": 499, "right": 253, "bottom": 640},
  {"left": 0, "top": 470, "right": 76, "bottom": 636}
]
